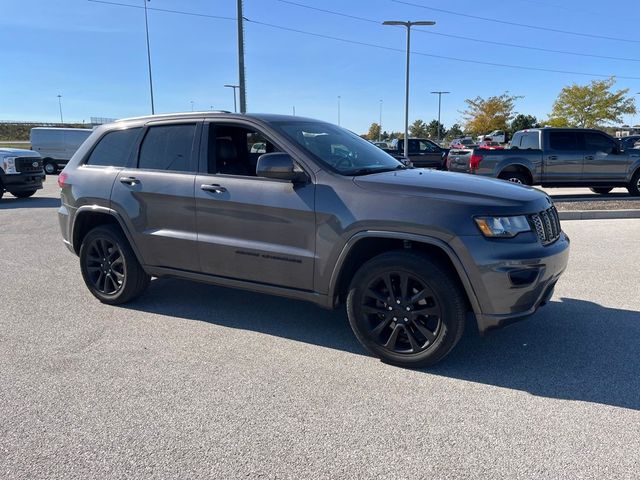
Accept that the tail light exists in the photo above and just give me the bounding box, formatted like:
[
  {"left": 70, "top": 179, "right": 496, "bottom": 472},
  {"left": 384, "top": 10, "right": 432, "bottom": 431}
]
[
  {"left": 57, "top": 172, "right": 69, "bottom": 188},
  {"left": 469, "top": 153, "right": 483, "bottom": 171}
]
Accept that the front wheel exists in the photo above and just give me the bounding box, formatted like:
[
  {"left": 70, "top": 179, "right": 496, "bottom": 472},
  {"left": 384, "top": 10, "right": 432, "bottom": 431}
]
[
  {"left": 498, "top": 171, "right": 530, "bottom": 185},
  {"left": 44, "top": 162, "right": 57, "bottom": 175},
  {"left": 346, "top": 251, "right": 466, "bottom": 368},
  {"left": 79, "top": 225, "right": 150, "bottom": 304},
  {"left": 590, "top": 187, "right": 612, "bottom": 195},
  {"left": 10, "top": 190, "right": 37, "bottom": 198},
  {"left": 628, "top": 170, "right": 640, "bottom": 196}
]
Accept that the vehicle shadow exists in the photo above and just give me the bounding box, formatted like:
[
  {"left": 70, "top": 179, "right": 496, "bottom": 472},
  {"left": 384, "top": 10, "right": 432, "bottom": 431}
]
[
  {"left": 126, "top": 279, "right": 640, "bottom": 410},
  {"left": 0, "top": 196, "right": 60, "bottom": 209}
]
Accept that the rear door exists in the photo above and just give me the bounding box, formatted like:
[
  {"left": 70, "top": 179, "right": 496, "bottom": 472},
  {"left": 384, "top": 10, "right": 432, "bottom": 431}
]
[
  {"left": 581, "top": 131, "right": 628, "bottom": 182},
  {"left": 110, "top": 120, "right": 201, "bottom": 271},
  {"left": 195, "top": 120, "right": 316, "bottom": 290},
  {"left": 543, "top": 130, "right": 583, "bottom": 183}
]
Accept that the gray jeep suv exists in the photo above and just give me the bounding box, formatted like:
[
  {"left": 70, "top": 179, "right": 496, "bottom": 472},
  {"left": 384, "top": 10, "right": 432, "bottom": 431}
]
[{"left": 58, "top": 112, "right": 569, "bottom": 367}]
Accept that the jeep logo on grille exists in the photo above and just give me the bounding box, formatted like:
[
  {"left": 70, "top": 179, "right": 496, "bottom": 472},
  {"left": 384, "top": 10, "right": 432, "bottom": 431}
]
[{"left": 32, "top": 161, "right": 39, "bottom": 167}]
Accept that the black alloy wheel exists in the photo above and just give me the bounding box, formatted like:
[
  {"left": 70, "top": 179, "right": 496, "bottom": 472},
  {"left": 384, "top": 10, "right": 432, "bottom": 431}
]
[
  {"left": 360, "top": 272, "right": 442, "bottom": 354},
  {"left": 85, "top": 237, "right": 125, "bottom": 295}
]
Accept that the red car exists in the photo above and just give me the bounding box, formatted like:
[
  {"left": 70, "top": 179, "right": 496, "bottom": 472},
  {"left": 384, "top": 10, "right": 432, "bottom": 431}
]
[{"left": 477, "top": 140, "right": 504, "bottom": 150}]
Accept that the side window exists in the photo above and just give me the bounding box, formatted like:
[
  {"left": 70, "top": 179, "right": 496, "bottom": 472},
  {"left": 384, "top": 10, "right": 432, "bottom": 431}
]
[
  {"left": 549, "top": 131, "right": 578, "bottom": 150},
  {"left": 584, "top": 132, "right": 615, "bottom": 154},
  {"left": 138, "top": 124, "right": 197, "bottom": 172},
  {"left": 520, "top": 133, "right": 539, "bottom": 150},
  {"left": 418, "top": 141, "right": 436, "bottom": 152},
  {"left": 208, "top": 124, "right": 281, "bottom": 176},
  {"left": 85, "top": 128, "right": 141, "bottom": 167}
]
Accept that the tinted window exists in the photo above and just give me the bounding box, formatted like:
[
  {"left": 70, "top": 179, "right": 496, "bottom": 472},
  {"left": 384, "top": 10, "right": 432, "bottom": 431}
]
[
  {"left": 520, "top": 132, "right": 540, "bottom": 150},
  {"left": 549, "top": 131, "right": 578, "bottom": 150},
  {"left": 85, "top": 128, "right": 141, "bottom": 167},
  {"left": 138, "top": 124, "right": 196, "bottom": 172},
  {"left": 584, "top": 132, "right": 615, "bottom": 153}
]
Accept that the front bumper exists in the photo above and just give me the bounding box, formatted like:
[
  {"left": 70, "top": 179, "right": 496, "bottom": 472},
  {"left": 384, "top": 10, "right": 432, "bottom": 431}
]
[
  {"left": 0, "top": 172, "right": 45, "bottom": 192},
  {"left": 455, "top": 231, "right": 570, "bottom": 334}
]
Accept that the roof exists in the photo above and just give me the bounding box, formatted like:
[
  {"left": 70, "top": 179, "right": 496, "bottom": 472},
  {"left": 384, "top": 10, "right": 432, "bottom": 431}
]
[{"left": 115, "top": 111, "right": 320, "bottom": 124}]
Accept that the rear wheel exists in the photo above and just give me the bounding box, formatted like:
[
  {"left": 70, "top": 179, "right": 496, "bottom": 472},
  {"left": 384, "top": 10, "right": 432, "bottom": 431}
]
[
  {"left": 346, "top": 251, "right": 466, "bottom": 368},
  {"left": 628, "top": 170, "right": 640, "bottom": 196},
  {"left": 79, "top": 225, "right": 150, "bottom": 304},
  {"left": 10, "top": 190, "right": 37, "bottom": 198},
  {"left": 589, "top": 187, "right": 612, "bottom": 195},
  {"left": 498, "top": 171, "right": 530, "bottom": 185},
  {"left": 43, "top": 161, "right": 57, "bottom": 175}
]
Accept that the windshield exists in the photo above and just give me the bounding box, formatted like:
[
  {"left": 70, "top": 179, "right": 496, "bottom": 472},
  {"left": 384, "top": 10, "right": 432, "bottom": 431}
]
[{"left": 274, "top": 121, "right": 404, "bottom": 175}]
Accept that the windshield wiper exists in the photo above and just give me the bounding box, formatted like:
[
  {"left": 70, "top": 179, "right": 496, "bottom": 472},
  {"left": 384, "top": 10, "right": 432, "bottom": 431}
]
[{"left": 344, "top": 165, "right": 407, "bottom": 176}]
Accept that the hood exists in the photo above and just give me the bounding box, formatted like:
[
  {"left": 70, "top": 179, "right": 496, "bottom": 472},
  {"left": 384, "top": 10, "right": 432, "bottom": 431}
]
[
  {"left": 0, "top": 148, "right": 40, "bottom": 158},
  {"left": 353, "top": 168, "right": 548, "bottom": 209}
]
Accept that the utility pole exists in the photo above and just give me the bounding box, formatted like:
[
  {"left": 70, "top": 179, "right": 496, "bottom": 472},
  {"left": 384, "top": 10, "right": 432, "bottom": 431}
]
[
  {"left": 430, "top": 91, "right": 450, "bottom": 142},
  {"left": 57, "top": 94, "right": 64, "bottom": 124},
  {"left": 379, "top": 99, "right": 383, "bottom": 142},
  {"left": 224, "top": 84, "right": 239, "bottom": 113},
  {"left": 143, "top": 0, "right": 155, "bottom": 114},
  {"left": 237, "top": 0, "right": 246, "bottom": 113}
]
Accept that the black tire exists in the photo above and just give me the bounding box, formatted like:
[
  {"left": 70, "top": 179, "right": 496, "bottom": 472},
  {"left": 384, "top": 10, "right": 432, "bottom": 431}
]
[
  {"left": 43, "top": 161, "right": 57, "bottom": 175},
  {"left": 79, "top": 225, "right": 150, "bottom": 304},
  {"left": 498, "top": 171, "right": 530, "bottom": 185},
  {"left": 589, "top": 187, "right": 612, "bottom": 195},
  {"left": 10, "top": 190, "right": 37, "bottom": 198},
  {"left": 346, "top": 251, "right": 466, "bottom": 368},
  {"left": 628, "top": 170, "right": 640, "bottom": 196}
]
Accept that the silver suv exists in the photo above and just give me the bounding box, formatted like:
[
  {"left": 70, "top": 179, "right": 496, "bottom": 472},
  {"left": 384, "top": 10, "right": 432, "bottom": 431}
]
[{"left": 58, "top": 112, "right": 569, "bottom": 367}]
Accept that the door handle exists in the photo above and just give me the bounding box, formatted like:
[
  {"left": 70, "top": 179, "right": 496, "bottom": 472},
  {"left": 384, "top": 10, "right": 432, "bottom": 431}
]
[
  {"left": 548, "top": 156, "right": 558, "bottom": 160},
  {"left": 584, "top": 155, "right": 594, "bottom": 160},
  {"left": 201, "top": 184, "right": 227, "bottom": 194},
  {"left": 119, "top": 176, "right": 140, "bottom": 185}
]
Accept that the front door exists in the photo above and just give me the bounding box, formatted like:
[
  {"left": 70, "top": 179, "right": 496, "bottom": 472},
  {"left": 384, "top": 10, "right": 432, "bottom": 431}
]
[
  {"left": 581, "top": 131, "right": 628, "bottom": 182},
  {"left": 110, "top": 121, "right": 201, "bottom": 271},
  {"left": 195, "top": 122, "right": 316, "bottom": 290}
]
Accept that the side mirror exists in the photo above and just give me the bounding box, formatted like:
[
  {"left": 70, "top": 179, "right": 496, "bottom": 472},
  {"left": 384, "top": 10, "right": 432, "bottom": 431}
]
[{"left": 256, "top": 152, "right": 307, "bottom": 182}]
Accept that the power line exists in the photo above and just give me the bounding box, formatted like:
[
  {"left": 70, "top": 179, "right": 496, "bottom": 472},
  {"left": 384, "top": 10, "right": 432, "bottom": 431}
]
[
  {"left": 276, "top": 0, "right": 640, "bottom": 63},
  {"left": 87, "top": 0, "right": 640, "bottom": 80},
  {"left": 391, "top": 0, "right": 640, "bottom": 45},
  {"left": 87, "top": 0, "right": 235, "bottom": 21}
]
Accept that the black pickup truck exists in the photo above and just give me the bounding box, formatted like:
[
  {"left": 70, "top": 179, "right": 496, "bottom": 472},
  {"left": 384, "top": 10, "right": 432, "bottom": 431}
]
[
  {"left": 0, "top": 148, "right": 45, "bottom": 199},
  {"left": 383, "top": 138, "right": 449, "bottom": 169}
]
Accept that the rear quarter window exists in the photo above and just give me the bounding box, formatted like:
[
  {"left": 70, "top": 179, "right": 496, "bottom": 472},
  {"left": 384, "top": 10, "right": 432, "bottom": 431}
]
[{"left": 85, "top": 128, "right": 141, "bottom": 167}]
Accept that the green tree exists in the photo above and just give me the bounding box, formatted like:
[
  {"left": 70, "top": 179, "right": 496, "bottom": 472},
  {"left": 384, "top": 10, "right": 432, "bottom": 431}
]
[
  {"left": 426, "top": 119, "right": 446, "bottom": 140},
  {"left": 409, "top": 119, "right": 428, "bottom": 137},
  {"left": 445, "top": 123, "right": 464, "bottom": 141},
  {"left": 510, "top": 114, "right": 538, "bottom": 133},
  {"left": 548, "top": 77, "right": 636, "bottom": 128},
  {"left": 462, "top": 92, "right": 521, "bottom": 135},
  {"left": 367, "top": 122, "right": 381, "bottom": 141}
]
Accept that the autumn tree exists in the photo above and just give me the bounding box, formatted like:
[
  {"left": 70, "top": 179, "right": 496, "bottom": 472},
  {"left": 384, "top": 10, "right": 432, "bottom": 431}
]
[
  {"left": 409, "top": 119, "right": 428, "bottom": 137},
  {"left": 548, "top": 77, "right": 636, "bottom": 128},
  {"left": 462, "top": 92, "right": 521, "bottom": 135},
  {"left": 367, "top": 122, "right": 381, "bottom": 141}
]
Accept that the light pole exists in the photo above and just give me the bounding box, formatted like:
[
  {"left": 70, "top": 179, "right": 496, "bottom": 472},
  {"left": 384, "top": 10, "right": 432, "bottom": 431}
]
[
  {"left": 430, "top": 91, "right": 450, "bottom": 142},
  {"left": 379, "top": 99, "right": 383, "bottom": 142},
  {"left": 224, "top": 84, "right": 239, "bottom": 113},
  {"left": 383, "top": 20, "right": 436, "bottom": 161},
  {"left": 57, "top": 94, "right": 63, "bottom": 124},
  {"left": 190, "top": 100, "right": 194, "bottom": 112},
  {"left": 292, "top": 106, "right": 296, "bottom": 116},
  {"left": 237, "top": 0, "right": 246, "bottom": 113},
  {"left": 337, "top": 95, "right": 341, "bottom": 126},
  {"left": 143, "top": 0, "right": 155, "bottom": 114}
]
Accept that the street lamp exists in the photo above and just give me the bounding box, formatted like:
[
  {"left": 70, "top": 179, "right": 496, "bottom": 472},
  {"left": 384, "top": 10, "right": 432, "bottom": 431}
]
[
  {"left": 379, "top": 99, "right": 383, "bottom": 142},
  {"left": 143, "top": 0, "right": 155, "bottom": 114},
  {"left": 190, "top": 100, "right": 194, "bottom": 112},
  {"left": 224, "top": 84, "right": 239, "bottom": 113},
  {"left": 337, "top": 95, "right": 341, "bottom": 126},
  {"left": 57, "top": 94, "right": 63, "bottom": 124},
  {"left": 430, "top": 91, "right": 450, "bottom": 142},
  {"left": 383, "top": 20, "right": 436, "bottom": 161}
]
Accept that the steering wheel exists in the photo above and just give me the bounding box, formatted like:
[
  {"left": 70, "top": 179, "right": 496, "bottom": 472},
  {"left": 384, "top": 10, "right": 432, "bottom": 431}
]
[{"left": 334, "top": 155, "right": 355, "bottom": 170}]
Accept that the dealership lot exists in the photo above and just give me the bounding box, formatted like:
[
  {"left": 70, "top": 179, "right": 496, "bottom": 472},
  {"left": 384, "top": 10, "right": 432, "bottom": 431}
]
[{"left": 1, "top": 179, "right": 639, "bottom": 479}]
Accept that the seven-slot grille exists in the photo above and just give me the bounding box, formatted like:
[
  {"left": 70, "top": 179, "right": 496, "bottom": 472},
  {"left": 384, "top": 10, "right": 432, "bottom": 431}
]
[
  {"left": 530, "top": 206, "right": 561, "bottom": 245},
  {"left": 15, "top": 157, "right": 43, "bottom": 173}
]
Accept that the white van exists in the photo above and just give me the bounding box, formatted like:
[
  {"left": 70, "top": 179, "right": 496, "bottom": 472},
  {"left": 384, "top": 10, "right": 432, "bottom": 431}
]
[{"left": 30, "top": 127, "right": 93, "bottom": 174}]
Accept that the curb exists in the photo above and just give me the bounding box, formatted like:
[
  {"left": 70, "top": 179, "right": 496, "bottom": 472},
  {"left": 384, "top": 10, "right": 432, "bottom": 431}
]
[{"left": 558, "top": 209, "right": 640, "bottom": 220}]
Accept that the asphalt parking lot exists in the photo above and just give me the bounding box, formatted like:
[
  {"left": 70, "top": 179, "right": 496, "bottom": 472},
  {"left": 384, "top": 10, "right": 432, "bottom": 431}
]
[{"left": 1, "top": 179, "right": 639, "bottom": 479}]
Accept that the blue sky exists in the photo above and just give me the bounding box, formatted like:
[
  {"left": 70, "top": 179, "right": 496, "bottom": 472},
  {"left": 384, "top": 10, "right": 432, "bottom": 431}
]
[{"left": 1, "top": 0, "right": 639, "bottom": 133}]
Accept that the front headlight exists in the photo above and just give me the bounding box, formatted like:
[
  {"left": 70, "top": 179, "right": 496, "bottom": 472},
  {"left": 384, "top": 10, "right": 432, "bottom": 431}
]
[
  {"left": 1, "top": 156, "right": 17, "bottom": 174},
  {"left": 475, "top": 215, "right": 531, "bottom": 238}
]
